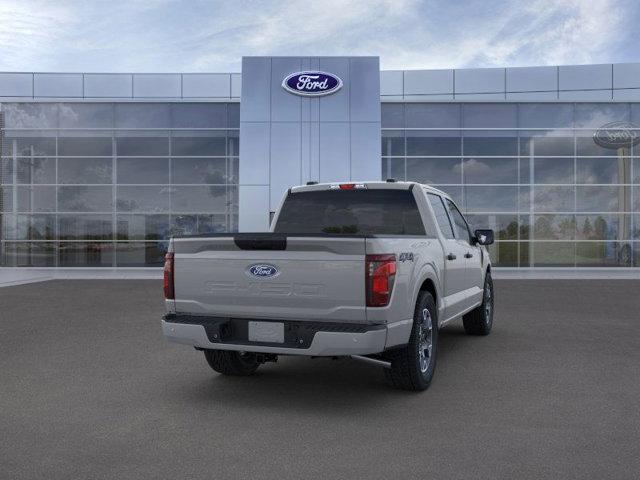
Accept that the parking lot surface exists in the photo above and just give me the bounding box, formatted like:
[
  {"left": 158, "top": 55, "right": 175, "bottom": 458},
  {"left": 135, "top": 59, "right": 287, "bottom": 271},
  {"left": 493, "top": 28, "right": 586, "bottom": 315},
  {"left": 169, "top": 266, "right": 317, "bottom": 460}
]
[{"left": 1, "top": 279, "right": 639, "bottom": 479}]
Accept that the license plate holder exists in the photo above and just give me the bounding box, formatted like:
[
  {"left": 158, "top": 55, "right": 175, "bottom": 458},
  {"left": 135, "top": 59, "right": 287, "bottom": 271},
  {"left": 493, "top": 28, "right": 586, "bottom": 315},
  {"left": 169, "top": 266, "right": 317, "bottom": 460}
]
[{"left": 248, "top": 321, "right": 285, "bottom": 343}]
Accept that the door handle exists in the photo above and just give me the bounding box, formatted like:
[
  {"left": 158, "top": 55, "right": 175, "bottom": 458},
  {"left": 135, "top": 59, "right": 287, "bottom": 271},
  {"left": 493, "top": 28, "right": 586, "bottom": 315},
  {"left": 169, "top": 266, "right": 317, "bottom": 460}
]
[
  {"left": 446, "top": 253, "right": 457, "bottom": 261},
  {"left": 464, "top": 252, "right": 473, "bottom": 259}
]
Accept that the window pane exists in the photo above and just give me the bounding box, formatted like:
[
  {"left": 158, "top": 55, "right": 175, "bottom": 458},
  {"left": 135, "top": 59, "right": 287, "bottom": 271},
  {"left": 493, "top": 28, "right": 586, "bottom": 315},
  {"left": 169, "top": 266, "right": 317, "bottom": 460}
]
[
  {"left": 116, "top": 186, "right": 170, "bottom": 212},
  {"left": 227, "top": 130, "right": 239, "bottom": 157},
  {"left": 9, "top": 136, "right": 56, "bottom": 156},
  {"left": 406, "top": 131, "right": 461, "bottom": 156},
  {"left": 116, "top": 158, "right": 169, "bottom": 184},
  {"left": 171, "top": 158, "right": 227, "bottom": 184},
  {"left": 518, "top": 104, "right": 573, "bottom": 129},
  {"left": 1, "top": 186, "right": 12, "bottom": 211},
  {"left": 534, "top": 158, "right": 574, "bottom": 184},
  {"left": 15, "top": 214, "right": 55, "bottom": 240},
  {"left": 634, "top": 158, "right": 640, "bottom": 184},
  {"left": 228, "top": 104, "right": 240, "bottom": 127},
  {"left": 171, "top": 186, "right": 228, "bottom": 212},
  {"left": 533, "top": 215, "right": 576, "bottom": 240},
  {"left": 486, "top": 241, "right": 518, "bottom": 267},
  {"left": 3, "top": 104, "right": 58, "bottom": 128},
  {"left": 381, "top": 158, "right": 405, "bottom": 181},
  {"left": 58, "top": 137, "right": 113, "bottom": 156},
  {"left": 534, "top": 186, "right": 575, "bottom": 212},
  {"left": 171, "top": 214, "right": 228, "bottom": 236},
  {"left": 575, "top": 214, "right": 630, "bottom": 241},
  {"left": 427, "top": 193, "right": 454, "bottom": 239},
  {"left": 171, "top": 134, "right": 226, "bottom": 156},
  {"left": 576, "top": 242, "right": 632, "bottom": 267},
  {"left": 228, "top": 157, "right": 239, "bottom": 184},
  {"left": 463, "top": 104, "right": 516, "bottom": 128},
  {"left": 16, "top": 157, "right": 56, "bottom": 184},
  {"left": 171, "top": 103, "right": 227, "bottom": 128},
  {"left": 59, "top": 103, "right": 113, "bottom": 128},
  {"left": 519, "top": 133, "right": 574, "bottom": 156},
  {"left": 381, "top": 130, "right": 404, "bottom": 156},
  {"left": 58, "top": 214, "right": 113, "bottom": 240},
  {"left": 58, "top": 186, "right": 113, "bottom": 212},
  {"left": 576, "top": 157, "right": 628, "bottom": 184},
  {"left": 465, "top": 214, "right": 518, "bottom": 240},
  {"left": 464, "top": 186, "right": 518, "bottom": 212},
  {"left": 406, "top": 104, "right": 460, "bottom": 128},
  {"left": 1, "top": 242, "right": 56, "bottom": 267},
  {"left": 59, "top": 242, "right": 114, "bottom": 267},
  {"left": 116, "top": 136, "right": 168, "bottom": 156},
  {"left": 1, "top": 158, "right": 12, "bottom": 183},
  {"left": 115, "top": 242, "right": 167, "bottom": 267},
  {"left": 464, "top": 135, "right": 518, "bottom": 156},
  {"left": 114, "top": 104, "right": 170, "bottom": 128},
  {"left": 117, "top": 214, "right": 170, "bottom": 240},
  {"left": 574, "top": 103, "right": 630, "bottom": 128},
  {"left": 17, "top": 186, "right": 56, "bottom": 212},
  {"left": 407, "top": 158, "right": 461, "bottom": 184},
  {"left": 382, "top": 103, "right": 404, "bottom": 128},
  {"left": 58, "top": 158, "right": 112, "bottom": 184},
  {"left": 462, "top": 157, "right": 517, "bottom": 184},
  {"left": 532, "top": 242, "right": 575, "bottom": 266},
  {"left": 576, "top": 186, "right": 628, "bottom": 212}
]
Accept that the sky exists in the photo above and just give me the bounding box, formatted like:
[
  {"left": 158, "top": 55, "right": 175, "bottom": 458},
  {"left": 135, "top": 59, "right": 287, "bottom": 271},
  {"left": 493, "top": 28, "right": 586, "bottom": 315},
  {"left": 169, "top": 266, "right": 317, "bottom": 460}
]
[{"left": 0, "top": 0, "right": 638, "bottom": 73}]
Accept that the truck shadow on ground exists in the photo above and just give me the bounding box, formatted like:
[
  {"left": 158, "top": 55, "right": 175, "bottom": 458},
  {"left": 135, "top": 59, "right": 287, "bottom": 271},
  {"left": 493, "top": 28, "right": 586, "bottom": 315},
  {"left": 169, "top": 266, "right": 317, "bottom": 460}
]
[{"left": 170, "top": 323, "right": 481, "bottom": 414}]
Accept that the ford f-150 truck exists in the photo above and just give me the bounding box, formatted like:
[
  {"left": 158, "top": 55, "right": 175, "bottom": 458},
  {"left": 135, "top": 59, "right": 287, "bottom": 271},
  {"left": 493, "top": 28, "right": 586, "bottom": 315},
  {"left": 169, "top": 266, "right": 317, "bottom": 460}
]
[{"left": 162, "top": 181, "right": 495, "bottom": 391}]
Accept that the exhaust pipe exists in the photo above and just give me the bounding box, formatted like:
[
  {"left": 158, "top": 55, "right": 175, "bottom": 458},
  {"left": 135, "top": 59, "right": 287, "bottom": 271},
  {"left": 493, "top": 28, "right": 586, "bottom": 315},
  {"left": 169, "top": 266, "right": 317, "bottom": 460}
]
[{"left": 350, "top": 355, "right": 391, "bottom": 369}]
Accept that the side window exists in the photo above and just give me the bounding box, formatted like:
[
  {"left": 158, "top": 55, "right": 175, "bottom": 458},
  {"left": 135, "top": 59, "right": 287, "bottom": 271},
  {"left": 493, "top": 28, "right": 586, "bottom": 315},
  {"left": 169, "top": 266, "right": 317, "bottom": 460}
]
[
  {"left": 427, "top": 193, "right": 455, "bottom": 239},
  {"left": 445, "top": 199, "right": 472, "bottom": 244}
]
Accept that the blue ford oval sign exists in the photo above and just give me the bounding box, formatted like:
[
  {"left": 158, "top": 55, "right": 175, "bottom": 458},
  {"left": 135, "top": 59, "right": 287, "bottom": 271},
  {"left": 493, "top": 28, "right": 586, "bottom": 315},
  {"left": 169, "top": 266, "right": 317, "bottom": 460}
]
[
  {"left": 282, "top": 71, "right": 343, "bottom": 97},
  {"left": 247, "top": 264, "right": 280, "bottom": 278}
]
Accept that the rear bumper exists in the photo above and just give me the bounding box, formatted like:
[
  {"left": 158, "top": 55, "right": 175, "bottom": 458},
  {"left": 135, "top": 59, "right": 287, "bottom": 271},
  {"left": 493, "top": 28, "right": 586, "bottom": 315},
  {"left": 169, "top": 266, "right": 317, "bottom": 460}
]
[{"left": 162, "top": 314, "right": 388, "bottom": 356}]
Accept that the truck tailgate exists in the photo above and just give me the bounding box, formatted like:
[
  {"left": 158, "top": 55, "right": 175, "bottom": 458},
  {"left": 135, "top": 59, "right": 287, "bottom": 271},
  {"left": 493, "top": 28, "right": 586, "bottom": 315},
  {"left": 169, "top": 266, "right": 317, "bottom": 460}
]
[{"left": 172, "top": 235, "right": 367, "bottom": 323}]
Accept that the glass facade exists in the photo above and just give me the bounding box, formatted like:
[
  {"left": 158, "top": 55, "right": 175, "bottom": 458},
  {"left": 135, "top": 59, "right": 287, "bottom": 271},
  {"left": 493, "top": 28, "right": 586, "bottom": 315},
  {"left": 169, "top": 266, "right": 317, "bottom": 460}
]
[
  {"left": 382, "top": 103, "right": 640, "bottom": 268},
  {"left": 0, "top": 102, "right": 239, "bottom": 267},
  {"left": 1, "top": 100, "right": 639, "bottom": 269}
]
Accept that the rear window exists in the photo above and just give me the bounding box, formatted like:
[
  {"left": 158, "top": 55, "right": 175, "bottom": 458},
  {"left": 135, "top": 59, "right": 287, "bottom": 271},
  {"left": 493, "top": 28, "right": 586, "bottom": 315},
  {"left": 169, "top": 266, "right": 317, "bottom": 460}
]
[{"left": 274, "top": 189, "right": 425, "bottom": 235}]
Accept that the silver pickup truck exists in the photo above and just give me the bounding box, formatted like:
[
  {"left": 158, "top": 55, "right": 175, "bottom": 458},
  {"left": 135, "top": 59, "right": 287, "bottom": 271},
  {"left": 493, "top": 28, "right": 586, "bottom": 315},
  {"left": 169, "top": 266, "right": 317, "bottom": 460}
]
[{"left": 162, "top": 181, "right": 495, "bottom": 391}]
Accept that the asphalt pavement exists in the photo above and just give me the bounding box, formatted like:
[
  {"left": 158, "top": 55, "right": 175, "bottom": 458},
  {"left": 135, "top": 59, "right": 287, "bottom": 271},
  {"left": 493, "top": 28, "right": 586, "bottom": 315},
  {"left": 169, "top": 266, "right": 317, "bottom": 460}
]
[{"left": 1, "top": 279, "right": 639, "bottom": 480}]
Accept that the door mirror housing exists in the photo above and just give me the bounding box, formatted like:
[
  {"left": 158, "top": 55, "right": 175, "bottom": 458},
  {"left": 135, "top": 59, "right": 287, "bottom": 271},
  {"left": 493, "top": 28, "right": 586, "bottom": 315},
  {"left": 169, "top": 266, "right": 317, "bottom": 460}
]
[{"left": 474, "top": 229, "right": 494, "bottom": 246}]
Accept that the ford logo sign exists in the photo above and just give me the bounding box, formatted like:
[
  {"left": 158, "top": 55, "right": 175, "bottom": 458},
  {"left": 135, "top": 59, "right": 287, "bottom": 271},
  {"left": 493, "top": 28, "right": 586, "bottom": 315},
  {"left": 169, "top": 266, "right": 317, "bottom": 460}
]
[
  {"left": 593, "top": 121, "right": 640, "bottom": 149},
  {"left": 282, "top": 71, "right": 343, "bottom": 97},
  {"left": 247, "top": 264, "right": 280, "bottom": 278}
]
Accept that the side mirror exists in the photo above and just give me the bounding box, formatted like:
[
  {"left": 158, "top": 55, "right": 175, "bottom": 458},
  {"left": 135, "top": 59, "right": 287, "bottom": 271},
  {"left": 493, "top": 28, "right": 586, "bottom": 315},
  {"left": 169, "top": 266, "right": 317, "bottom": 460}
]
[{"left": 474, "top": 229, "right": 494, "bottom": 246}]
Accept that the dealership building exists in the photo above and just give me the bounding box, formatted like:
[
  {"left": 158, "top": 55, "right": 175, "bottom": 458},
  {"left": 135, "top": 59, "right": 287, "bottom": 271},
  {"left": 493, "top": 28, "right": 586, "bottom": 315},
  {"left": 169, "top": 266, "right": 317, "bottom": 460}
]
[{"left": 1, "top": 56, "right": 639, "bottom": 272}]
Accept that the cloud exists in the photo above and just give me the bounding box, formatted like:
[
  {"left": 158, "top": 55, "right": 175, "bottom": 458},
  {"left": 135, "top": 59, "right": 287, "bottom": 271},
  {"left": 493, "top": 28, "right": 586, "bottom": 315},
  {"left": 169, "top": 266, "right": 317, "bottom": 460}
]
[{"left": 0, "top": 0, "right": 636, "bottom": 72}]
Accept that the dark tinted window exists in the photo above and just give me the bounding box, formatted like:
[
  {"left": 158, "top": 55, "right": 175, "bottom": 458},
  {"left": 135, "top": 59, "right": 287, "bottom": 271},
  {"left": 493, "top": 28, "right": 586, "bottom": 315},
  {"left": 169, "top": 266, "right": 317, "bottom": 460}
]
[
  {"left": 274, "top": 189, "right": 425, "bottom": 235},
  {"left": 427, "top": 193, "right": 454, "bottom": 239}
]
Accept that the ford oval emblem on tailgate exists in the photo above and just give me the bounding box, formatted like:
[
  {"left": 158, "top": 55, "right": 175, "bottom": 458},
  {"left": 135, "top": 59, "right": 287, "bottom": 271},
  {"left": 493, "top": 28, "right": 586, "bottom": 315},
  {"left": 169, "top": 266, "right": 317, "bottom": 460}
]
[{"left": 247, "top": 264, "right": 280, "bottom": 278}]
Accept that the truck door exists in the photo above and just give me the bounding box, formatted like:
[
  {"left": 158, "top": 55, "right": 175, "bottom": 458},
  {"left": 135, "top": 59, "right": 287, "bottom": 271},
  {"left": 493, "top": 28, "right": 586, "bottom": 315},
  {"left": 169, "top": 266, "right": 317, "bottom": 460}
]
[
  {"left": 426, "top": 193, "right": 468, "bottom": 318},
  {"left": 444, "top": 199, "right": 484, "bottom": 308}
]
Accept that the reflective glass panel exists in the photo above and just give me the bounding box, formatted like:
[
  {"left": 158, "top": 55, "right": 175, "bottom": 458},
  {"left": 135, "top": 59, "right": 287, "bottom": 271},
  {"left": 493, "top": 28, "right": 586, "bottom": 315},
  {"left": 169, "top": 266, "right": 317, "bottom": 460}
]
[
  {"left": 576, "top": 186, "right": 627, "bottom": 212},
  {"left": 462, "top": 157, "right": 517, "bottom": 184},
  {"left": 406, "top": 131, "right": 461, "bottom": 156},
  {"left": 116, "top": 136, "right": 169, "bottom": 156},
  {"left": 17, "top": 186, "right": 56, "bottom": 212},
  {"left": 58, "top": 186, "right": 113, "bottom": 212},
  {"left": 576, "top": 242, "right": 631, "bottom": 267},
  {"left": 58, "top": 158, "right": 112, "bottom": 184},
  {"left": 116, "top": 214, "right": 170, "bottom": 240},
  {"left": 533, "top": 215, "right": 576, "bottom": 240},
  {"left": 465, "top": 214, "right": 518, "bottom": 240},
  {"left": 464, "top": 186, "right": 518, "bottom": 212},
  {"left": 576, "top": 157, "right": 627, "bottom": 184},
  {"left": 381, "top": 130, "right": 404, "bottom": 156},
  {"left": 532, "top": 242, "right": 575, "bottom": 267},
  {"left": 486, "top": 241, "right": 518, "bottom": 267},
  {"left": 58, "top": 214, "right": 113, "bottom": 240},
  {"left": 381, "top": 103, "right": 404, "bottom": 128},
  {"left": 381, "top": 157, "right": 405, "bottom": 181},
  {"left": 533, "top": 158, "right": 574, "bottom": 184},
  {"left": 406, "top": 104, "right": 460, "bottom": 128},
  {"left": 59, "top": 242, "right": 114, "bottom": 267},
  {"left": 58, "top": 137, "right": 113, "bottom": 156},
  {"left": 2, "top": 242, "right": 56, "bottom": 267},
  {"left": 115, "top": 242, "right": 167, "bottom": 267},
  {"left": 171, "top": 158, "right": 227, "bottom": 184},
  {"left": 116, "top": 186, "right": 170, "bottom": 213},
  {"left": 533, "top": 186, "right": 575, "bottom": 212},
  {"left": 575, "top": 214, "right": 630, "bottom": 241},
  {"left": 171, "top": 186, "right": 229, "bottom": 212},
  {"left": 116, "top": 158, "right": 169, "bottom": 184},
  {"left": 59, "top": 103, "right": 113, "bottom": 128},
  {"left": 171, "top": 133, "right": 226, "bottom": 156},
  {"left": 15, "top": 214, "right": 55, "bottom": 240},
  {"left": 406, "top": 158, "right": 461, "bottom": 184},
  {"left": 171, "top": 104, "right": 227, "bottom": 128},
  {"left": 16, "top": 157, "right": 56, "bottom": 184}
]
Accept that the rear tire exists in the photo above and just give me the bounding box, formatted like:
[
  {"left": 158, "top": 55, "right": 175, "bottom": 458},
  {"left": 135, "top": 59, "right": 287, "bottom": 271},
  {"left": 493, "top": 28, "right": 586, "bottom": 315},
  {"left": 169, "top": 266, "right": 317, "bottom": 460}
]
[
  {"left": 384, "top": 291, "right": 438, "bottom": 391},
  {"left": 462, "top": 271, "right": 494, "bottom": 335},
  {"left": 204, "top": 349, "right": 260, "bottom": 376}
]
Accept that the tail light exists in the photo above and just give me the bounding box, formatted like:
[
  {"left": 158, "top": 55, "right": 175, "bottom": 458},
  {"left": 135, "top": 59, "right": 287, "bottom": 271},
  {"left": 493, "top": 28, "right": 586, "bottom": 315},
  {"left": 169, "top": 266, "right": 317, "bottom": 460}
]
[
  {"left": 366, "top": 254, "right": 396, "bottom": 307},
  {"left": 163, "top": 252, "right": 175, "bottom": 300}
]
